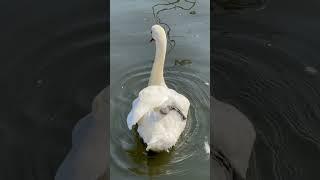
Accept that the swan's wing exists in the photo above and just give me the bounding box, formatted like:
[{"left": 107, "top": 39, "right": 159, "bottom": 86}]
[
  {"left": 127, "top": 86, "right": 169, "bottom": 129},
  {"left": 167, "top": 89, "right": 190, "bottom": 117}
]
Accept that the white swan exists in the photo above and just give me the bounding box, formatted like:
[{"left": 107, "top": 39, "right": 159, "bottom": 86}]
[{"left": 126, "top": 25, "right": 190, "bottom": 152}]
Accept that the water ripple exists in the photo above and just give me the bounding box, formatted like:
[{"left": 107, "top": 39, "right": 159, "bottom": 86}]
[
  {"left": 213, "top": 32, "right": 320, "bottom": 179},
  {"left": 110, "top": 63, "right": 210, "bottom": 178}
]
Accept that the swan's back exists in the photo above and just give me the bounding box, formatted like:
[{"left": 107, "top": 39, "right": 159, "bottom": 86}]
[
  {"left": 127, "top": 86, "right": 189, "bottom": 129},
  {"left": 127, "top": 85, "right": 190, "bottom": 151}
]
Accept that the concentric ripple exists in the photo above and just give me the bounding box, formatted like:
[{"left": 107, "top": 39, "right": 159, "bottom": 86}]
[
  {"left": 213, "top": 30, "right": 320, "bottom": 179},
  {"left": 110, "top": 63, "right": 210, "bottom": 178}
]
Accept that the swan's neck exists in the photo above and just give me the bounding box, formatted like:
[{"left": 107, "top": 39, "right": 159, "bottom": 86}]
[{"left": 148, "top": 37, "right": 167, "bottom": 87}]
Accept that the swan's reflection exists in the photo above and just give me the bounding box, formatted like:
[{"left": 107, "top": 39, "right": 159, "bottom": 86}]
[
  {"left": 55, "top": 88, "right": 107, "bottom": 180},
  {"left": 212, "top": 97, "right": 256, "bottom": 179}
]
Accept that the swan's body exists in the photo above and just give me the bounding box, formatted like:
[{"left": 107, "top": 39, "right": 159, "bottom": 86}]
[{"left": 127, "top": 25, "right": 190, "bottom": 152}]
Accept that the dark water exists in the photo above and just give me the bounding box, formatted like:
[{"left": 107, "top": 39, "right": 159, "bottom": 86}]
[
  {"left": 213, "top": 0, "right": 320, "bottom": 179},
  {"left": 0, "top": 0, "right": 107, "bottom": 179}
]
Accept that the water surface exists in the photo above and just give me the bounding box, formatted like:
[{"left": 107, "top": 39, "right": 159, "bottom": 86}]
[
  {"left": 110, "top": 0, "right": 210, "bottom": 179},
  {"left": 0, "top": 0, "right": 107, "bottom": 179},
  {"left": 213, "top": 0, "right": 320, "bottom": 179}
]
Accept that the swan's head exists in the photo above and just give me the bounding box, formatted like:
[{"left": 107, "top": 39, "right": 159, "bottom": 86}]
[{"left": 150, "top": 25, "right": 166, "bottom": 43}]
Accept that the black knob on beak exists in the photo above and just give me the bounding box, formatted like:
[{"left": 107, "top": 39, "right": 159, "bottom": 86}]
[{"left": 149, "top": 38, "right": 154, "bottom": 43}]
